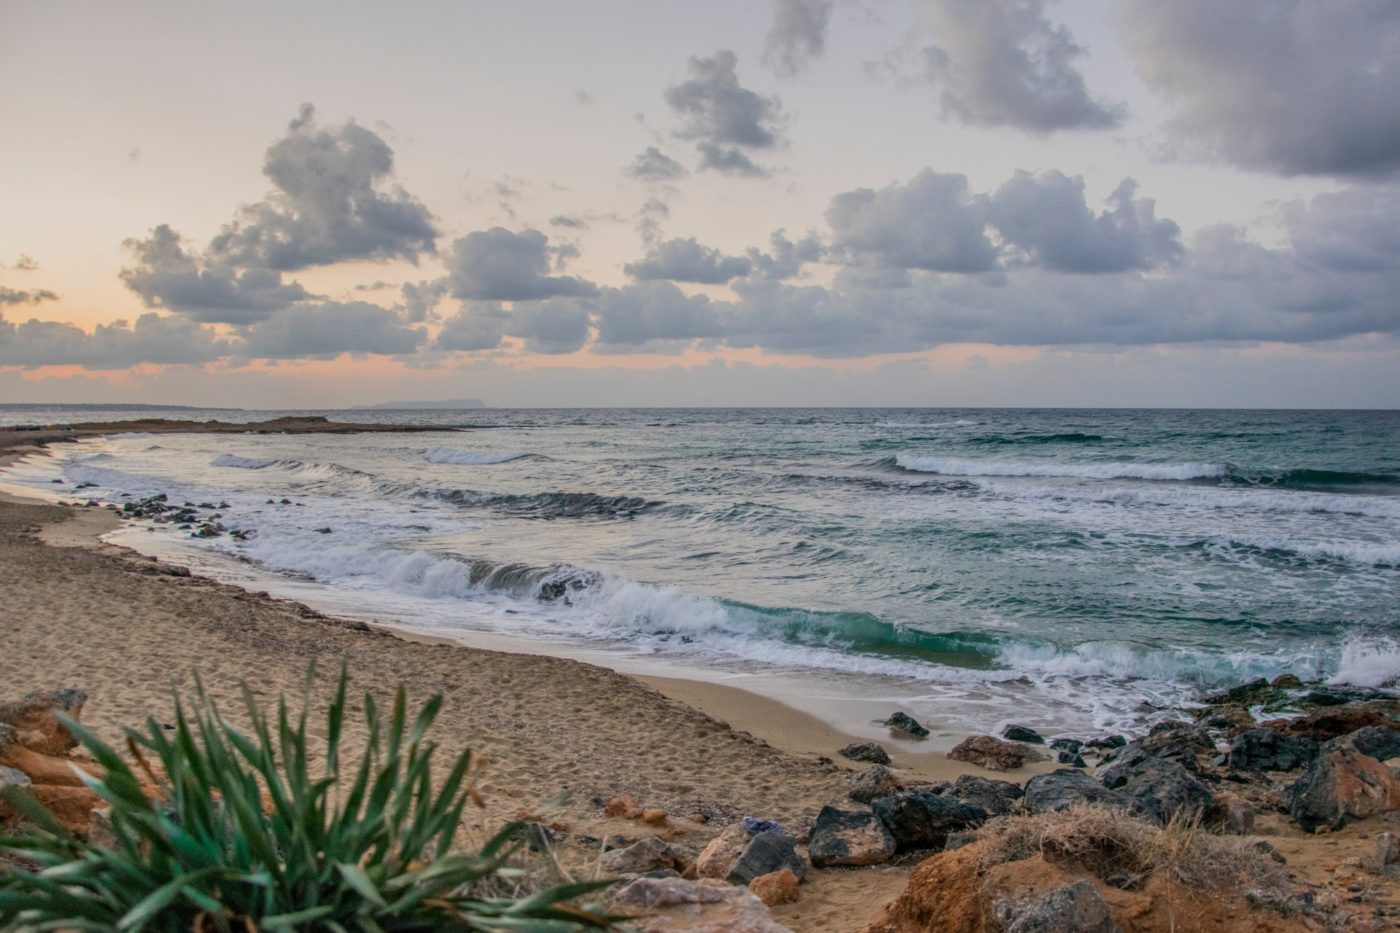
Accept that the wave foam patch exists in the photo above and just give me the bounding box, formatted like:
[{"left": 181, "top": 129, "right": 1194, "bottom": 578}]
[
  {"left": 211, "top": 454, "right": 281, "bottom": 470},
  {"left": 425, "top": 447, "right": 532, "bottom": 465},
  {"left": 894, "top": 454, "right": 1227, "bottom": 482},
  {"left": 1330, "top": 637, "right": 1400, "bottom": 688}
]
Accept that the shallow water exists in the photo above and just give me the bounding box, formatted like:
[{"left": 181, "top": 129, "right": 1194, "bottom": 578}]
[{"left": 5, "top": 406, "right": 1398, "bottom": 740}]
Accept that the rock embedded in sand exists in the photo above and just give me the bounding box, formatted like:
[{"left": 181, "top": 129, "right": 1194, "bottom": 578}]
[
  {"left": 604, "top": 794, "right": 643, "bottom": 819},
  {"left": 849, "top": 764, "right": 903, "bottom": 804},
  {"left": 601, "top": 836, "right": 692, "bottom": 875},
  {"left": 1287, "top": 745, "right": 1400, "bottom": 832},
  {"left": 1362, "top": 832, "right": 1400, "bottom": 874},
  {"left": 1099, "top": 755, "right": 1216, "bottom": 825},
  {"left": 872, "top": 790, "right": 985, "bottom": 852},
  {"left": 993, "top": 879, "right": 1117, "bottom": 933},
  {"left": 808, "top": 806, "right": 897, "bottom": 867},
  {"left": 607, "top": 875, "right": 790, "bottom": 932},
  {"left": 883, "top": 712, "right": 929, "bottom": 738},
  {"left": 944, "top": 774, "right": 1023, "bottom": 818},
  {"left": 840, "top": 742, "right": 892, "bottom": 765},
  {"left": 946, "top": 735, "right": 1030, "bottom": 772},
  {"left": 1001, "top": 724, "right": 1044, "bottom": 745},
  {"left": 748, "top": 868, "right": 800, "bottom": 906},
  {"left": 1229, "top": 727, "right": 1319, "bottom": 773},
  {"left": 694, "top": 822, "right": 751, "bottom": 879},
  {"left": 727, "top": 830, "right": 806, "bottom": 885}
]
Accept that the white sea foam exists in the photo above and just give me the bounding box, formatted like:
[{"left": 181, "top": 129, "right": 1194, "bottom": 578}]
[
  {"left": 895, "top": 454, "right": 1226, "bottom": 481},
  {"left": 211, "top": 454, "right": 280, "bottom": 470},
  {"left": 424, "top": 447, "right": 531, "bottom": 465},
  {"left": 1329, "top": 637, "right": 1400, "bottom": 688}
]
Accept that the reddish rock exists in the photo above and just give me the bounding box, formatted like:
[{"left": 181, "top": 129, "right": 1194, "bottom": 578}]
[
  {"left": 0, "top": 688, "right": 86, "bottom": 756},
  {"left": 608, "top": 876, "right": 789, "bottom": 932},
  {"left": 694, "top": 822, "right": 751, "bottom": 879},
  {"left": 1266, "top": 707, "right": 1386, "bottom": 742},
  {"left": 604, "top": 795, "right": 642, "bottom": 819},
  {"left": 1287, "top": 746, "right": 1400, "bottom": 831},
  {"left": 642, "top": 808, "right": 669, "bottom": 826},
  {"left": 749, "top": 869, "right": 801, "bottom": 906},
  {"left": 947, "top": 735, "right": 1030, "bottom": 772}
]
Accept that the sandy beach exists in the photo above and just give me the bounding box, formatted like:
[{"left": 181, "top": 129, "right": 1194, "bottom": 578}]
[{"left": 0, "top": 430, "right": 1009, "bottom": 931}]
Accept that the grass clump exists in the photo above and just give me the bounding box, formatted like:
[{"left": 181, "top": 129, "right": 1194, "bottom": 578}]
[
  {"left": 0, "top": 670, "right": 616, "bottom": 931},
  {"left": 975, "top": 803, "right": 1286, "bottom": 893}
]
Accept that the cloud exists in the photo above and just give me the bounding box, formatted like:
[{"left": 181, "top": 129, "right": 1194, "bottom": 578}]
[
  {"left": 1120, "top": 0, "right": 1400, "bottom": 176},
  {"left": 919, "top": 0, "right": 1124, "bottom": 133},
  {"left": 637, "top": 198, "right": 671, "bottom": 245},
  {"left": 239, "top": 301, "right": 427, "bottom": 358},
  {"left": 0, "top": 311, "right": 231, "bottom": 369},
  {"left": 549, "top": 214, "right": 588, "bottom": 230},
  {"left": 4, "top": 254, "right": 39, "bottom": 271},
  {"left": 624, "top": 237, "right": 753, "bottom": 283},
  {"left": 119, "top": 225, "right": 311, "bottom": 324},
  {"left": 0, "top": 287, "right": 59, "bottom": 306},
  {"left": 592, "top": 281, "right": 723, "bottom": 348},
  {"left": 826, "top": 170, "right": 999, "bottom": 272},
  {"left": 665, "top": 50, "right": 785, "bottom": 176},
  {"left": 746, "top": 229, "right": 827, "bottom": 280},
  {"left": 987, "top": 171, "right": 1183, "bottom": 272},
  {"left": 444, "top": 228, "right": 599, "bottom": 302},
  {"left": 626, "top": 146, "right": 688, "bottom": 182},
  {"left": 399, "top": 278, "right": 451, "bottom": 323},
  {"left": 763, "top": 0, "right": 834, "bottom": 77},
  {"left": 205, "top": 103, "right": 437, "bottom": 270},
  {"left": 435, "top": 297, "right": 591, "bottom": 355}
]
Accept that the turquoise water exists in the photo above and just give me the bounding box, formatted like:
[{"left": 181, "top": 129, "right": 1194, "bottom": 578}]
[{"left": 4, "top": 407, "right": 1398, "bottom": 734}]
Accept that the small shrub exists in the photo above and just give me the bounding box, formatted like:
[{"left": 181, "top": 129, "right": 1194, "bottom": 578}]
[
  {"left": 0, "top": 670, "right": 616, "bottom": 931},
  {"left": 976, "top": 803, "right": 1286, "bottom": 893}
]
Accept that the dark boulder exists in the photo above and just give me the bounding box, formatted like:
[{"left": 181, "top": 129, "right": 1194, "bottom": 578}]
[
  {"left": 872, "top": 790, "right": 985, "bottom": 851},
  {"left": 1268, "top": 707, "right": 1387, "bottom": 742},
  {"left": 994, "top": 879, "right": 1117, "bottom": 933},
  {"left": 807, "top": 806, "right": 896, "bottom": 867},
  {"left": 1023, "top": 769, "right": 1125, "bottom": 815},
  {"left": 1100, "top": 755, "right": 1216, "bottom": 825},
  {"left": 1287, "top": 746, "right": 1400, "bottom": 832},
  {"left": 849, "top": 764, "right": 903, "bottom": 804},
  {"left": 883, "top": 712, "right": 930, "bottom": 738},
  {"left": 1205, "top": 678, "right": 1270, "bottom": 705},
  {"left": 947, "top": 734, "right": 1033, "bottom": 771},
  {"left": 839, "top": 742, "right": 891, "bottom": 765},
  {"left": 942, "top": 774, "right": 1023, "bottom": 818},
  {"left": 1333, "top": 724, "right": 1400, "bottom": 762},
  {"left": 1002, "top": 724, "right": 1045, "bottom": 745},
  {"left": 1229, "top": 728, "right": 1319, "bottom": 773}
]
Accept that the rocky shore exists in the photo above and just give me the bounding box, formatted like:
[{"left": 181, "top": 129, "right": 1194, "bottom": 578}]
[{"left": 3, "top": 428, "right": 1400, "bottom": 930}]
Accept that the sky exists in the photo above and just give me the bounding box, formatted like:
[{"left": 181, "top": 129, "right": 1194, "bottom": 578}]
[{"left": 2, "top": 0, "right": 1398, "bottom": 408}]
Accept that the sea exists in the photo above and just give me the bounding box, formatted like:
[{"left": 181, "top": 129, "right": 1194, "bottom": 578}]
[{"left": 3, "top": 406, "right": 1398, "bottom": 744}]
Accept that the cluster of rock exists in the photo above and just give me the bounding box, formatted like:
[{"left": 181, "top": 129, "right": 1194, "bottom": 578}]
[{"left": 106, "top": 492, "right": 249, "bottom": 540}]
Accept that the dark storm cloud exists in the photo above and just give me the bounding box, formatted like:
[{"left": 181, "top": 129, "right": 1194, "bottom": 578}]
[
  {"left": 665, "top": 50, "right": 785, "bottom": 177},
  {"left": 238, "top": 301, "right": 427, "bottom": 359},
  {"left": 1285, "top": 186, "right": 1400, "bottom": 273},
  {"left": 626, "top": 147, "right": 688, "bottom": 182},
  {"left": 206, "top": 104, "right": 437, "bottom": 270},
  {"left": 1120, "top": 0, "right": 1400, "bottom": 177},
  {"left": 119, "top": 225, "right": 312, "bottom": 324},
  {"left": 0, "top": 311, "right": 230, "bottom": 369},
  {"left": 826, "top": 170, "right": 1000, "bottom": 273},
  {"left": 624, "top": 237, "right": 753, "bottom": 284},
  {"left": 444, "top": 228, "right": 599, "bottom": 302},
  {"left": 0, "top": 287, "right": 59, "bottom": 306},
  {"left": 762, "top": 0, "right": 834, "bottom": 77},
  {"left": 919, "top": 0, "right": 1124, "bottom": 133},
  {"left": 987, "top": 171, "right": 1183, "bottom": 273}
]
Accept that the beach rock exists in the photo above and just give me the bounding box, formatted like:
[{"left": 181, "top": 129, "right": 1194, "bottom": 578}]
[
  {"left": 642, "top": 808, "right": 669, "bottom": 826},
  {"left": 1272, "top": 674, "right": 1305, "bottom": 690},
  {"left": 604, "top": 795, "right": 643, "bottom": 819},
  {"left": 601, "top": 836, "right": 691, "bottom": 875},
  {"left": 1057, "top": 751, "right": 1087, "bottom": 767},
  {"left": 1214, "top": 792, "right": 1255, "bottom": 835},
  {"left": 694, "top": 822, "right": 751, "bottom": 879},
  {"left": 727, "top": 830, "right": 806, "bottom": 885},
  {"left": 943, "top": 774, "right": 1023, "bottom": 818},
  {"left": 1333, "top": 724, "right": 1400, "bottom": 762},
  {"left": 1269, "top": 707, "right": 1387, "bottom": 742},
  {"left": 1087, "top": 735, "right": 1127, "bottom": 750},
  {"left": 1205, "top": 678, "right": 1271, "bottom": 705},
  {"left": 840, "top": 742, "right": 892, "bottom": 765},
  {"left": 850, "top": 764, "right": 903, "bottom": 804},
  {"left": 1287, "top": 745, "right": 1400, "bottom": 832},
  {"left": 1229, "top": 728, "right": 1319, "bottom": 772},
  {"left": 808, "top": 806, "right": 896, "bottom": 867},
  {"left": 884, "top": 712, "right": 929, "bottom": 738},
  {"left": 0, "top": 766, "right": 33, "bottom": 826},
  {"left": 946, "top": 735, "right": 1030, "bottom": 772},
  {"left": 1099, "top": 755, "right": 1215, "bottom": 825},
  {"left": 1361, "top": 832, "right": 1400, "bottom": 874},
  {"left": 0, "top": 688, "right": 86, "bottom": 755},
  {"left": 1201, "top": 704, "right": 1254, "bottom": 732},
  {"left": 993, "top": 879, "right": 1118, "bottom": 933},
  {"left": 1002, "top": 725, "right": 1045, "bottom": 745},
  {"left": 1303, "top": 690, "right": 1349, "bottom": 707},
  {"left": 1023, "top": 769, "right": 1125, "bottom": 815},
  {"left": 749, "top": 869, "right": 800, "bottom": 906},
  {"left": 872, "top": 790, "right": 984, "bottom": 851},
  {"left": 1049, "top": 738, "right": 1083, "bottom": 753},
  {"left": 608, "top": 876, "right": 789, "bottom": 933}
]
